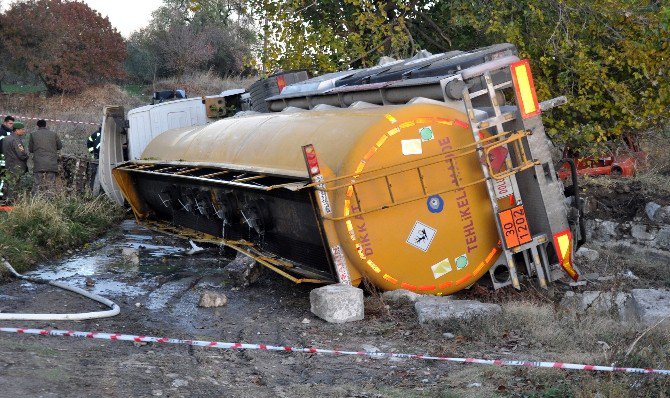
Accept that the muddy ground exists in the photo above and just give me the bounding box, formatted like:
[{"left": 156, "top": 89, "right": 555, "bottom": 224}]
[{"left": 0, "top": 220, "right": 668, "bottom": 397}]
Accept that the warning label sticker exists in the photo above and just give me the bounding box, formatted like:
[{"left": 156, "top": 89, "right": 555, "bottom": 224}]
[
  {"left": 401, "top": 139, "right": 423, "bottom": 155},
  {"left": 314, "top": 174, "right": 332, "bottom": 215},
  {"left": 406, "top": 221, "right": 437, "bottom": 252},
  {"left": 493, "top": 176, "right": 514, "bottom": 199},
  {"left": 431, "top": 258, "right": 452, "bottom": 279},
  {"left": 419, "top": 126, "right": 434, "bottom": 142},
  {"left": 331, "top": 245, "right": 351, "bottom": 285}
]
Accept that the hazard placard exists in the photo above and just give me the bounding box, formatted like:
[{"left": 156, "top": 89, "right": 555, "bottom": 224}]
[{"left": 498, "top": 205, "right": 532, "bottom": 249}]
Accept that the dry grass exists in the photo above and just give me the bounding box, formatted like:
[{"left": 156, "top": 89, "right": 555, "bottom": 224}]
[
  {"left": 0, "top": 85, "right": 146, "bottom": 157},
  {"left": 150, "top": 71, "right": 256, "bottom": 98},
  {"left": 442, "top": 300, "right": 670, "bottom": 396}
]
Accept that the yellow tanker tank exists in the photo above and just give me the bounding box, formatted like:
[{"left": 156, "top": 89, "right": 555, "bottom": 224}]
[{"left": 115, "top": 101, "right": 511, "bottom": 295}]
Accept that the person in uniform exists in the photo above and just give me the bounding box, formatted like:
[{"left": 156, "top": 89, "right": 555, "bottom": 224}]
[
  {"left": 29, "top": 119, "right": 62, "bottom": 196},
  {"left": 87, "top": 127, "right": 101, "bottom": 159},
  {"left": 0, "top": 116, "right": 14, "bottom": 201},
  {"left": 1, "top": 121, "right": 29, "bottom": 202}
]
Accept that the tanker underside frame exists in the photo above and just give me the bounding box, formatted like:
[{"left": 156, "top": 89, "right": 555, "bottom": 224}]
[{"left": 114, "top": 162, "right": 340, "bottom": 283}]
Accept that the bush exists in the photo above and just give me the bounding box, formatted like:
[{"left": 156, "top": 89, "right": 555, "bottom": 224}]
[{"left": 0, "top": 194, "right": 124, "bottom": 273}]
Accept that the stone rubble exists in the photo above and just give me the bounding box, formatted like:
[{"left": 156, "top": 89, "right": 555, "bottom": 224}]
[{"left": 198, "top": 291, "right": 228, "bottom": 308}]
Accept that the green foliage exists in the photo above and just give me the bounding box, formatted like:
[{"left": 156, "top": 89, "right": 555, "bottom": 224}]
[
  {"left": 0, "top": 194, "right": 123, "bottom": 272},
  {"left": 442, "top": 1, "right": 670, "bottom": 147},
  {"left": 245, "top": 0, "right": 670, "bottom": 147},
  {"left": 246, "top": 0, "right": 420, "bottom": 75}
]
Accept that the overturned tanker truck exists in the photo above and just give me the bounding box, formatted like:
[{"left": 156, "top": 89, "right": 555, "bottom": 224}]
[{"left": 112, "top": 43, "right": 585, "bottom": 295}]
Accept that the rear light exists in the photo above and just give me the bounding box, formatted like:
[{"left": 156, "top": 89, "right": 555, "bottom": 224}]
[
  {"left": 510, "top": 59, "right": 541, "bottom": 119},
  {"left": 553, "top": 229, "right": 579, "bottom": 281},
  {"left": 276, "top": 75, "right": 287, "bottom": 93},
  {"left": 303, "top": 144, "right": 320, "bottom": 176}
]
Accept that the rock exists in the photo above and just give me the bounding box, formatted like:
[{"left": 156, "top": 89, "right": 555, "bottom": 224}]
[
  {"left": 171, "top": 379, "right": 188, "bottom": 388},
  {"left": 631, "top": 289, "right": 670, "bottom": 325},
  {"left": 381, "top": 289, "right": 421, "bottom": 306},
  {"left": 85, "top": 277, "right": 95, "bottom": 287},
  {"left": 122, "top": 247, "right": 140, "bottom": 266},
  {"left": 657, "top": 206, "right": 670, "bottom": 224},
  {"left": 631, "top": 224, "right": 656, "bottom": 241},
  {"left": 601, "top": 220, "right": 619, "bottom": 239},
  {"left": 310, "top": 284, "right": 364, "bottom": 324},
  {"left": 655, "top": 227, "right": 670, "bottom": 250},
  {"left": 198, "top": 291, "right": 228, "bottom": 308},
  {"left": 415, "top": 296, "right": 501, "bottom": 326},
  {"left": 587, "top": 219, "right": 620, "bottom": 242},
  {"left": 301, "top": 318, "right": 310, "bottom": 324},
  {"left": 442, "top": 332, "right": 455, "bottom": 339},
  {"left": 575, "top": 247, "right": 600, "bottom": 262},
  {"left": 360, "top": 344, "right": 380, "bottom": 353},
  {"left": 646, "top": 202, "right": 661, "bottom": 221},
  {"left": 560, "top": 291, "right": 639, "bottom": 322},
  {"left": 223, "top": 253, "right": 261, "bottom": 287}
]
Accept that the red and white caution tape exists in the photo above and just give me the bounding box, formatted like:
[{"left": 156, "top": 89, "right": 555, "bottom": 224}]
[
  {"left": 1, "top": 114, "right": 100, "bottom": 126},
  {"left": 2, "top": 327, "right": 669, "bottom": 375}
]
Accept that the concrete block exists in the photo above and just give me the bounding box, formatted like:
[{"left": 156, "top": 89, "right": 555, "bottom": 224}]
[
  {"left": 415, "top": 296, "right": 501, "bottom": 326},
  {"left": 631, "top": 289, "right": 670, "bottom": 325},
  {"left": 560, "top": 291, "right": 639, "bottom": 322},
  {"left": 310, "top": 284, "right": 364, "bottom": 324},
  {"left": 381, "top": 289, "right": 421, "bottom": 306},
  {"left": 223, "top": 253, "right": 261, "bottom": 287},
  {"left": 198, "top": 291, "right": 228, "bottom": 308}
]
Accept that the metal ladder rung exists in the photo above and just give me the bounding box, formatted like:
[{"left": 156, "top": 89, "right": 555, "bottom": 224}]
[
  {"left": 468, "top": 81, "right": 513, "bottom": 99},
  {"left": 475, "top": 112, "right": 516, "bottom": 132}
]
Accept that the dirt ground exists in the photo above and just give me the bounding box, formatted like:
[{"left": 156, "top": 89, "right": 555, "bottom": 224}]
[{"left": 1, "top": 220, "right": 669, "bottom": 398}]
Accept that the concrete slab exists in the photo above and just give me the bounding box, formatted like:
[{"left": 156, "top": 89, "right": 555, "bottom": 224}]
[
  {"left": 631, "top": 289, "right": 670, "bottom": 325},
  {"left": 414, "top": 296, "right": 501, "bottom": 326}
]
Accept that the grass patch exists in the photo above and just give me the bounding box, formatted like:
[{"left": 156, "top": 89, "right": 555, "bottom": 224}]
[
  {"left": 0, "top": 194, "right": 124, "bottom": 273},
  {"left": 1, "top": 83, "right": 46, "bottom": 94}
]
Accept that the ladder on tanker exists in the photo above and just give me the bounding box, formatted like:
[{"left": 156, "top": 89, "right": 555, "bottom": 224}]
[{"left": 460, "top": 68, "right": 553, "bottom": 289}]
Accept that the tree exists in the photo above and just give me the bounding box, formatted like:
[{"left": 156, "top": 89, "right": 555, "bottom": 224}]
[
  {"left": 245, "top": 0, "right": 670, "bottom": 147},
  {"left": 246, "top": 0, "right": 422, "bottom": 75},
  {"left": 125, "top": 0, "right": 256, "bottom": 82},
  {"left": 422, "top": 1, "right": 670, "bottom": 147},
  {"left": 0, "top": 0, "right": 126, "bottom": 95}
]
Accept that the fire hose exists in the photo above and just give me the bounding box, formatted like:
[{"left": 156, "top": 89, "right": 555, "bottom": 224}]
[{"left": 0, "top": 257, "right": 120, "bottom": 321}]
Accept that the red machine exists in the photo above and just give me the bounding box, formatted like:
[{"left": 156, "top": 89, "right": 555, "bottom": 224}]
[{"left": 558, "top": 135, "right": 647, "bottom": 180}]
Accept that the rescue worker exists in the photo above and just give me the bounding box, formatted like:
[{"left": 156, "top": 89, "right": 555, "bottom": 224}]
[
  {"left": 0, "top": 116, "right": 14, "bottom": 201},
  {"left": 87, "top": 126, "right": 101, "bottom": 159},
  {"left": 1, "top": 121, "right": 29, "bottom": 202},
  {"left": 29, "top": 119, "right": 62, "bottom": 196},
  {"left": 0, "top": 116, "right": 14, "bottom": 145}
]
